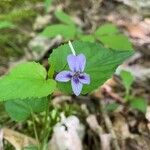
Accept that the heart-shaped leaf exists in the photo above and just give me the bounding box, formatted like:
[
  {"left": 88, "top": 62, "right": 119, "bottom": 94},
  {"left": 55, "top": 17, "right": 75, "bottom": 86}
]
[
  {"left": 0, "top": 62, "right": 56, "bottom": 101},
  {"left": 49, "top": 41, "right": 134, "bottom": 94}
]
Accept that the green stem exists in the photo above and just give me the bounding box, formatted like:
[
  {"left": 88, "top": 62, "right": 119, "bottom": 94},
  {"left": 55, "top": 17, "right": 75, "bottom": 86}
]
[
  {"left": 31, "top": 112, "right": 40, "bottom": 150},
  {"left": 41, "top": 96, "right": 51, "bottom": 149},
  {"left": 125, "top": 89, "right": 129, "bottom": 101}
]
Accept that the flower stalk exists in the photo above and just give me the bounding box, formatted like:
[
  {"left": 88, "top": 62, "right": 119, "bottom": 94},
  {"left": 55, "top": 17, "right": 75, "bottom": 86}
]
[{"left": 69, "top": 41, "right": 76, "bottom": 56}]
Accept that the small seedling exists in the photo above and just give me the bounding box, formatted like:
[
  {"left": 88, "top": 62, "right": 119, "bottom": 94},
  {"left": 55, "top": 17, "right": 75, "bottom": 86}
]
[
  {"left": 120, "top": 70, "right": 147, "bottom": 113},
  {"left": 120, "top": 70, "right": 134, "bottom": 100}
]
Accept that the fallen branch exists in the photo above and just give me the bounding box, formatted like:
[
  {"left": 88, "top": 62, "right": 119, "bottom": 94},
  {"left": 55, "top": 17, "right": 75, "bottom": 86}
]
[{"left": 2, "top": 128, "right": 36, "bottom": 150}]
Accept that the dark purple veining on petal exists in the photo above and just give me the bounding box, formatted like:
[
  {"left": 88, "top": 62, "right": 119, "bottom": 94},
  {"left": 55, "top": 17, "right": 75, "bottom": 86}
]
[
  {"left": 79, "top": 75, "right": 85, "bottom": 80},
  {"left": 66, "top": 73, "right": 73, "bottom": 79},
  {"left": 73, "top": 77, "right": 80, "bottom": 84}
]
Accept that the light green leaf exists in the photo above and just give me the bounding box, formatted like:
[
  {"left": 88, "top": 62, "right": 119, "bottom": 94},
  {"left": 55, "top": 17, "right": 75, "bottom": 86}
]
[
  {"left": 98, "top": 34, "right": 133, "bottom": 51},
  {"left": 95, "top": 23, "right": 119, "bottom": 36},
  {"left": 0, "top": 21, "right": 15, "bottom": 29},
  {"left": 94, "top": 23, "right": 133, "bottom": 51},
  {"left": 79, "top": 34, "right": 95, "bottom": 42},
  {"left": 5, "top": 97, "right": 48, "bottom": 122},
  {"left": 41, "top": 24, "right": 76, "bottom": 39},
  {"left": 55, "top": 10, "right": 75, "bottom": 25},
  {"left": 0, "top": 62, "right": 56, "bottom": 101},
  {"left": 130, "top": 97, "right": 147, "bottom": 113},
  {"left": 49, "top": 41, "right": 134, "bottom": 94},
  {"left": 120, "top": 70, "right": 134, "bottom": 91}
]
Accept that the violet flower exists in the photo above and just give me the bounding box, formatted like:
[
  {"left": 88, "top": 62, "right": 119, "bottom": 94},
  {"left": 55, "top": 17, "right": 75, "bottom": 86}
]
[{"left": 55, "top": 54, "right": 90, "bottom": 96}]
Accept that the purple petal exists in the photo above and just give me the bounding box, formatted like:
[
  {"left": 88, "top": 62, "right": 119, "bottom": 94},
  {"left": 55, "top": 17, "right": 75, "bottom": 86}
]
[
  {"left": 79, "top": 73, "right": 90, "bottom": 84},
  {"left": 55, "top": 71, "right": 72, "bottom": 82},
  {"left": 77, "top": 54, "right": 86, "bottom": 72},
  {"left": 67, "top": 54, "right": 76, "bottom": 71},
  {"left": 67, "top": 54, "right": 86, "bottom": 72},
  {"left": 71, "top": 78, "right": 83, "bottom": 96}
]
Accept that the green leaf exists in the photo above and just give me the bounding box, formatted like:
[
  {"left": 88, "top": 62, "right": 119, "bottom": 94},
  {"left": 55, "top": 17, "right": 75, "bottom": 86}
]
[
  {"left": 54, "top": 10, "right": 75, "bottom": 25},
  {"left": 49, "top": 41, "right": 134, "bottom": 94},
  {"left": 0, "top": 62, "right": 56, "bottom": 101},
  {"left": 41, "top": 24, "right": 76, "bottom": 39},
  {"left": 94, "top": 23, "right": 133, "bottom": 51},
  {"left": 120, "top": 70, "right": 134, "bottom": 91},
  {"left": 5, "top": 97, "right": 48, "bottom": 122},
  {"left": 95, "top": 23, "right": 119, "bottom": 36},
  {"left": 98, "top": 34, "right": 133, "bottom": 51},
  {"left": 45, "top": 0, "right": 53, "bottom": 12},
  {"left": 0, "top": 21, "right": 15, "bottom": 29},
  {"left": 79, "top": 34, "right": 95, "bottom": 42},
  {"left": 130, "top": 97, "right": 147, "bottom": 113}
]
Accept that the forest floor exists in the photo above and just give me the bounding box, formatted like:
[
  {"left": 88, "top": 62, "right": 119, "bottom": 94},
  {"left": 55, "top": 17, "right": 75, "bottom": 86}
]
[{"left": 0, "top": 0, "right": 150, "bottom": 150}]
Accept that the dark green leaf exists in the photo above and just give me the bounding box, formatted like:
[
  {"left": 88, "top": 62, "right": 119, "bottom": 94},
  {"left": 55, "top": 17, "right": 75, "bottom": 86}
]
[
  {"left": 49, "top": 41, "right": 134, "bottom": 94},
  {"left": 5, "top": 97, "right": 48, "bottom": 122}
]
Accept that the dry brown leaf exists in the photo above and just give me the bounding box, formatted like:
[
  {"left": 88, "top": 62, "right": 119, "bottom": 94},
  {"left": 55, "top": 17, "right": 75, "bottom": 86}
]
[
  {"left": 3, "top": 128, "right": 36, "bottom": 150},
  {"left": 113, "top": 113, "right": 133, "bottom": 139},
  {"left": 146, "top": 106, "right": 150, "bottom": 122}
]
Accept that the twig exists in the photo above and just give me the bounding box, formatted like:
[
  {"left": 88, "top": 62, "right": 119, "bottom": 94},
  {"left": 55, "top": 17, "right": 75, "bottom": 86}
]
[
  {"left": 86, "top": 115, "right": 111, "bottom": 150},
  {"left": 2, "top": 128, "right": 36, "bottom": 149},
  {"left": 101, "top": 85, "right": 125, "bottom": 104},
  {"left": 100, "top": 100, "right": 121, "bottom": 150},
  {"left": 86, "top": 115, "right": 103, "bottom": 134}
]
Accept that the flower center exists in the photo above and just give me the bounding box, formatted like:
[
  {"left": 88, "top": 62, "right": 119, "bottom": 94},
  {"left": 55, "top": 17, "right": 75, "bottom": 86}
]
[
  {"left": 73, "top": 71, "right": 80, "bottom": 78},
  {"left": 72, "top": 72, "right": 81, "bottom": 84}
]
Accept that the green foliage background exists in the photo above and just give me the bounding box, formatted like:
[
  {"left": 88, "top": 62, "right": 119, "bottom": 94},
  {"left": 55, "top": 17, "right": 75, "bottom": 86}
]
[{"left": 0, "top": 0, "right": 42, "bottom": 65}]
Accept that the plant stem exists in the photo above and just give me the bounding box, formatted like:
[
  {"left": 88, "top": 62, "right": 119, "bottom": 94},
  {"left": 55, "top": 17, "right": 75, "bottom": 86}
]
[
  {"left": 31, "top": 112, "right": 40, "bottom": 150},
  {"left": 125, "top": 89, "right": 129, "bottom": 101},
  {"left": 41, "top": 96, "right": 51, "bottom": 149}
]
